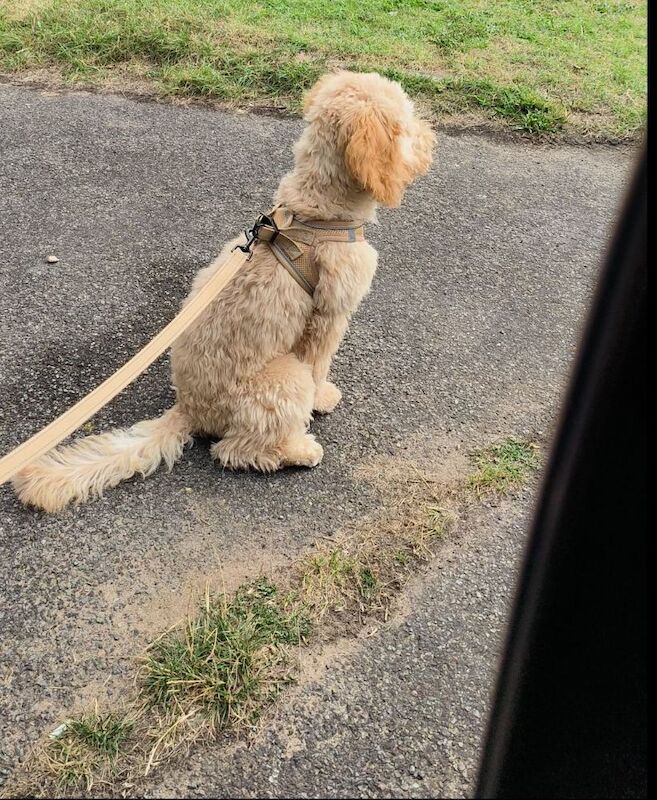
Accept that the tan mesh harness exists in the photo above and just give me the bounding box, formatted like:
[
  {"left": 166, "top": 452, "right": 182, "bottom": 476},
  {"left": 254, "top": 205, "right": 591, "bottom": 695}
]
[{"left": 235, "top": 205, "right": 366, "bottom": 296}]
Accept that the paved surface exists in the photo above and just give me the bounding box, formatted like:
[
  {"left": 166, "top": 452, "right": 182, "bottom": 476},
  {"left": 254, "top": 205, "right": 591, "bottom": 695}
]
[
  {"left": 150, "top": 500, "right": 531, "bottom": 799},
  {"left": 0, "top": 83, "right": 633, "bottom": 796}
]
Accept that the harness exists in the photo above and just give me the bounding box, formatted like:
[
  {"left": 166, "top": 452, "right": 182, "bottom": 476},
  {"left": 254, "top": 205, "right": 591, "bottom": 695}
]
[{"left": 233, "top": 205, "right": 366, "bottom": 296}]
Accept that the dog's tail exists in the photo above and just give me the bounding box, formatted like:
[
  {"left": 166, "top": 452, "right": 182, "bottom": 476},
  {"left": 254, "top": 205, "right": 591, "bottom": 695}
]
[{"left": 12, "top": 406, "right": 192, "bottom": 513}]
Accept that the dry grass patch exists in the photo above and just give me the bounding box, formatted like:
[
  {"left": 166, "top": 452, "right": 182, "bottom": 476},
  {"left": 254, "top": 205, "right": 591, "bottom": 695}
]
[
  {"left": 23, "top": 704, "right": 139, "bottom": 794},
  {"left": 6, "top": 435, "right": 538, "bottom": 797},
  {"left": 0, "top": 0, "right": 54, "bottom": 21},
  {"left": 297, "top": 465, "right": 458, "bottom": 625}
]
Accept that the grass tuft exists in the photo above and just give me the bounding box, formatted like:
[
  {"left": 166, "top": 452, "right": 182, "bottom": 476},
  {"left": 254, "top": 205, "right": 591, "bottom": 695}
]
[
  {"left": 426, "top": 504, "right": 456, "bottom": 537},
  {"left": 40, "top": 708, "right": 134, "bottom": 791},
  {"left": 140, "top": 579, "right": 310, "bottom": 735},
  {"left": 65, "top": 713, "right": 134, "bottom": 757},
  {"left": 467, "top": 437, "right": 538, "bottom": 497}
]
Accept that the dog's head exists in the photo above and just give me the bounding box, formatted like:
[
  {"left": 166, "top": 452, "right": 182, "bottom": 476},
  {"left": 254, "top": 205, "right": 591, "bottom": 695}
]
[{"left": 302, "top": 71, "right": 435, "bottom": 208}]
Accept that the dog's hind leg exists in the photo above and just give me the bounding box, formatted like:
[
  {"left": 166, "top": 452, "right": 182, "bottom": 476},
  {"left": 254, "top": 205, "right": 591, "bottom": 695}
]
[{"left": 211, "top": 354, "right": 322, "bottom": 471}]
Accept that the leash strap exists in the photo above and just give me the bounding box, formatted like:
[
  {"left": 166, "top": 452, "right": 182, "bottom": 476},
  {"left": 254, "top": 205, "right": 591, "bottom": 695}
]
[{"left": 0, "top": 247, "right": 248, "bottom": 487}]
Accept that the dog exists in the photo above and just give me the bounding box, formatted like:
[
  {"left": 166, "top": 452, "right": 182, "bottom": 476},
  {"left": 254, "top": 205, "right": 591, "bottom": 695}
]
[{"left": 13, "top": 71, "right": 435, "bottom": 512}]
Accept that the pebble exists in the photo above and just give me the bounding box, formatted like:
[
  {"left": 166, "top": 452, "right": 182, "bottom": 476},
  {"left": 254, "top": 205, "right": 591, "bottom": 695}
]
[{"left": 46, "top": 255, "right": 59, "bottom": 263}]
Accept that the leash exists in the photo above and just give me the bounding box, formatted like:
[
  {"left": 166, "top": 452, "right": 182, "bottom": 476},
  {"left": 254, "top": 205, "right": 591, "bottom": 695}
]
[
  {"left": 0, "top": 206, "right": 366, "bottom": 488},
  {"left": 0, "top": 246, "right": 248, "bottom": 487}
]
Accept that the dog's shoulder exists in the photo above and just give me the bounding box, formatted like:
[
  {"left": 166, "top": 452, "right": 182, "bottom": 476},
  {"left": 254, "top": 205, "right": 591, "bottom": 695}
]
[{"left": 313, "top": 240, "right": 378, "bottom": 315}]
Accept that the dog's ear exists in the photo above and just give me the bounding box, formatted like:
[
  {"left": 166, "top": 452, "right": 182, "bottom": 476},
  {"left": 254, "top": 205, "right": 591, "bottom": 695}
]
[{"left": 344, "top": 104, "right": 407, "bottom": 207}]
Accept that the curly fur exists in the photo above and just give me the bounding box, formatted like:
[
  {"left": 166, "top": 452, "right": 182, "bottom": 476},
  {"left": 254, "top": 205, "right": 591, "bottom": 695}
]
[{"left": 13, "top": 71, "right": 435, "bottom": 512}]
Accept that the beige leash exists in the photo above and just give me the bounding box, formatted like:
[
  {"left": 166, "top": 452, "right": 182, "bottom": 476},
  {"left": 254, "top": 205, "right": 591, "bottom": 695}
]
[{"left": 0, "top": 247, "right": 248, "bottom": 487}]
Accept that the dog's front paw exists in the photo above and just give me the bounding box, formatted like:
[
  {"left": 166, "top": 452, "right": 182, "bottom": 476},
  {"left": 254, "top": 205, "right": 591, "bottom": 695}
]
[{"left": 314, "top": 381, "right": 342, "bottom": 414}]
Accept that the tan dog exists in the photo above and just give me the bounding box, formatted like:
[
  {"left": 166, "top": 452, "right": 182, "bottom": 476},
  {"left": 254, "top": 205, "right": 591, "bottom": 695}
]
[{"left": 13, "top": 71, "right": 434, "bottom": 512}]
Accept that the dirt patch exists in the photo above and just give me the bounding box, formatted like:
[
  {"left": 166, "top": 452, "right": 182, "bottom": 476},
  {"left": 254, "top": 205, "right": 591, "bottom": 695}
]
[{"left": 355, "top": 432, "right": 472, "bottom": 494}]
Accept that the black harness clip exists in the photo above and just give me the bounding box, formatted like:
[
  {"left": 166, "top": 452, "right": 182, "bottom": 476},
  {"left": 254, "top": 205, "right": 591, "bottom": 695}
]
[{"left": 232, "top": 213, "right": 279, "bottom": 259}]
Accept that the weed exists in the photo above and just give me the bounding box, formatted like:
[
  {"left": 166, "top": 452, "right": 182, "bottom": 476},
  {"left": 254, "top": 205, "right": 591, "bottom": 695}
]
[
  {"left": 467, "top": 437, "right": 538, "bottom": 497},
  {"left": 39, "top": 708, "right": 134, "bottom": 791}
]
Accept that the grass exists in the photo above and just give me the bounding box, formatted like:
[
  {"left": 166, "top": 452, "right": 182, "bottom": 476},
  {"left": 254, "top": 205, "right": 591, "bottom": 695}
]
[
  {"left": 0, "top": 0, "right": 646, "bottom": 138},
  {"left": 139, "top": 578, "right": 311, "bottom": 770},
  {"left": 467, "top": 437, "right": 539, "bottom": 497},
  {"left": 297, "top": 468, "right": 458, "bottom": 621},
  {"left": 9, "top": 436, "right": 537, "bottom": 796},
  {"left": 427, "top": 504, "right": 456, "bottom": 536},
  {"left": 15, "top": 580, "right": 313, "bottom": 794},
  {"left": 297, "top": 501, "right": 459, "bottom": 619},
  {"left": 40, "top": 708, "right": 135, "bottom": 791},
  {"left": 141, "top": 579, "right": 310, "bottom": 730}
]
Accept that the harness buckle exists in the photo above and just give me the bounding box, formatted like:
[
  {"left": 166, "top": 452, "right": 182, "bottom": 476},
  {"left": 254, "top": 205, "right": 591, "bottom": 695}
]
[{"left": 232, "top": 213, "right": 279, "bottom": 260}]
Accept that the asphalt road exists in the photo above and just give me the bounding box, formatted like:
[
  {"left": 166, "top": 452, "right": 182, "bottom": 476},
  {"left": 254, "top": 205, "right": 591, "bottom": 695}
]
[{"left": 0, "top": 83, "right": 634, "bottom": 796}]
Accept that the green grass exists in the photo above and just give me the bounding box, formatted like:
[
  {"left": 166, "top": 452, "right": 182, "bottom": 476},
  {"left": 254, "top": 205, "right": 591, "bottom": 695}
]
[
  {"left": 0, "top": 0, "right": 646, "bottom": 138},
  {"left": 467, "top": 437, "right": 538, "bottom": 497},
  {"left": 65, "top": 713, "right": 134, "bottom": 756},
  {"left": 141, "top": 578, "right": 311, "bottom": 733},
  {"left": 43, "top": 709, "right": 134, "bottom": 790}
]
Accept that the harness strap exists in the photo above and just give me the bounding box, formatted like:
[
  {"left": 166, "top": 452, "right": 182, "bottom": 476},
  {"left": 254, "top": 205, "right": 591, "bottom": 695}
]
[
  {"left": 271, "top": 239, "right": 317, "bottom": 295},
  {"left": 254, "top": 205, "right": 366, "bottom": 296}
]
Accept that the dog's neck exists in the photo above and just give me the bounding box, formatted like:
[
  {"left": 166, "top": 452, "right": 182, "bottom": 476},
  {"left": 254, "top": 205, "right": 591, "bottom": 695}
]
[
  {"left": 275, "top": 171, "right": 376, "bottom": 224},
  {"left": 274, "top": 127, "right": 378, "bottom": 224}
]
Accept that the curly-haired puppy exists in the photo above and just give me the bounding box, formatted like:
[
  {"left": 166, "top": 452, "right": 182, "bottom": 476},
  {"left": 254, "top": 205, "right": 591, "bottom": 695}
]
[{"left": 13, "top": 70, "right": 435, "bottom": 512}]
